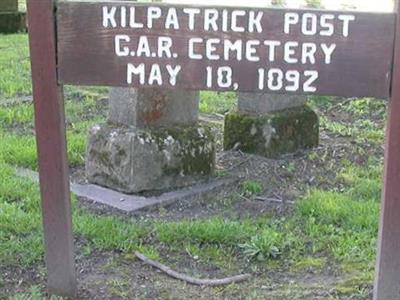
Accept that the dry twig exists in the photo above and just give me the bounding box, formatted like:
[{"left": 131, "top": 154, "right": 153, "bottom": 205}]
[
  {"left": 226, "top": 156, "right": 252, "bottom": 171},
  {"left": 135, "top": 252, "right": 252, "bottom": 286},
  {"left": 254, "top": 197, "right": 295, "bottom": 205}
]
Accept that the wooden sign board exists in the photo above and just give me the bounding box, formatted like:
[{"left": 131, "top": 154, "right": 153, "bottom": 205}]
[{"left": 57, "top": 1, "right": 395, "bottom": 98}]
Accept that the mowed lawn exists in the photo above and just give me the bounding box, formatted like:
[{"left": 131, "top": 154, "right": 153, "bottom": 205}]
[{"left": 0, "top": 33, "right": 387, "bottom": 299}]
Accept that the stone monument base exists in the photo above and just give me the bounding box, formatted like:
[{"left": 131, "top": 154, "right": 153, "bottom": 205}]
[
  {"left": 0, "top": 12, "right": 26, "bottom": 33},
  {"left": 86, "top": 123, "right": 215, "bottom": 194},
  {"left": 224, "top": 105, "right": 319, "bottom": 158}
]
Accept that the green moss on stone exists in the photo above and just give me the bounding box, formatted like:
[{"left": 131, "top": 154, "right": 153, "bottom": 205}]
[
  {"left": 0, "top": 12, "right": 26, "bottom": 34},
  {"left": 87, "top": 123, "right": 215, "bottom": 190},
  {"left": 224, "top": 105, "right": 319, "bottom": 158},
  {"left": 148, "top": 125, "right": 215, "bottom": 176}
]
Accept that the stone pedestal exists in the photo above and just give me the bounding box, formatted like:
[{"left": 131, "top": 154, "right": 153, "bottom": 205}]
[
  {"left": 237, "top": 93, "right": 306, "bottom": 115},
  {"left": 224, "top": 94, "right": 319, "bottom": 158},
  {"left": 0, "top": 0, "right": 26, "bottom": 34},
  {"left": 108, "top": 88, "right": 199, "bottom": 128},
  {"left": 86, "top": 88, "right": 216, "bottom": 194},
  {"left": 0, "top": 0, "right": 18, "bottom": 11}
]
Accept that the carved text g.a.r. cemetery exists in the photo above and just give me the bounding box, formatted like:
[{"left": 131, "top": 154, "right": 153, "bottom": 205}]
[{"left": 57, "top": 2, "right": 395, "bottom": 97}]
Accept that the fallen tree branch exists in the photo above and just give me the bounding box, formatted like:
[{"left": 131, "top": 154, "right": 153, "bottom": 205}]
[
  {"left": 254, "top": 197, "right": 295, "bottom": 205},
  {"left": 135, "top": 252, "right": 252, "bottom": 286}
]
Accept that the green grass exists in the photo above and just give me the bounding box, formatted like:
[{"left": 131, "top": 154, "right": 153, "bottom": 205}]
[
  {"left": 8, "top": 286, "right": 63, "bottom": 300},
  {"left": 74, "top": 212, "right": 149, "bottom": 252},
  {"left": 152, "top": 157, "right": 381, "bottom": 266},
  {"left": 0, "top": 156, "right": 381, "bottom": 270},
  {"left": 199, "top": 91, "right": 237, "bottom": 114},
  {"left": 0, "top": 34, "right": 31, "bottom": 97},
  {"left": 156, "top": 217, "right": 257, "bottom": 246},
  {"left": 0, "top": 87, "right": 107, "bottom": 170},
  {"left": 0, "top": 160, "right": 150, "bottom": 267},
  {"left": 343, "top": 98, "right": 386, "bottom": 117},
  {"left": 320, "top": 116, "right": 384, "bottom": 144},
  {"left": 0, "top": 130, "right": 86, "bottom": 169},
  {"left": 0, "top": 131, "right": 37, "bottom": 169},
  {"left": 316, "top": 97, "right": 386, "bottom": 145},
  {"left": 0, "top": 104, "right": 33, "bottom": 127},
  {"left": 0, "top": 162, "right": 44, "bottom": 267},
  {"left": 240, "top": 180, "right": 263, "bottom": 197}
]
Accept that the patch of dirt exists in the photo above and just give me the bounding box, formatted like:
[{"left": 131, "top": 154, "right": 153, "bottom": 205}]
[{"left": 2, "top": 244, "right": 368, "bottom": 299}]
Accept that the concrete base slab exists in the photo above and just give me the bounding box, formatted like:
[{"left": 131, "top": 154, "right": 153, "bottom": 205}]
[
  {"left": 71, "top": 178, "right": 237, "bottom": 213},
  {"left": 0, "top": 12, "right": 26, "bottom": 33},
  {"left": 15, "top": 167, "right": 237, "bottom": 213}
]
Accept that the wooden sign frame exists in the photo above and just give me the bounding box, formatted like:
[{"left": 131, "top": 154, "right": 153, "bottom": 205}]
[
  {"left": 26, "top": 0, "right": 400, "bottom": 298},
  {"left": 55, "top": 1, "right": 394, "bottom": 98}
]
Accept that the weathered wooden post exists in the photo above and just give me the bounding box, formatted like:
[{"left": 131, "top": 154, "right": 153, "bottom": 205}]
[
  {"left": 373, "top": 1, "right": 400, "bottom": 299},
  {"left": 26, "top": 0, "right": 77, "bottom": 297}
]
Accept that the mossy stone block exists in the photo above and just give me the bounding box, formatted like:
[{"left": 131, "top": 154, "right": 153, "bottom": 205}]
[
  {"left": 86, "top": 123, "right": 215, "bottom": 193},
  {"left": 224, "top": 105, "right": 319, "bottom": 158},
  {"left": 0, "top": 0, "right": 17, "bottom": 12},
  {"left": 0, "top": 12, "right": 26, "bottom": 34}
]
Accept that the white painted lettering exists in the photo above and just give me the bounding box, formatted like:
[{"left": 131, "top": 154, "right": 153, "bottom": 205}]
[
  {"left": 147, "top": 7, "right": 162, "bottom": 29},
  {"left": 268, "top": 68, "right": 284, "bottom": 91},
  {"left": 158, "top": 37, "right": 173, "bottom": 58},
  {"left": 338, "top": 15, "right": 355, "bottom": 37},
  {"left": 285, "top": 70, "right": 300, "bottom": 91},
  {"left": 320, "top": 14, "right": 334, "bottom": 36},
  {"left": 148, "top": 64, "right": 163, "bottom": 85},
  {"left": 127, "top": 63, "right": 145, "bottom": 84},
  {"left": 284, "top": 13, "right": 299, "bottom": 34},
  {"left": 206, "top": 66, "right": 213, "bottom": 88},
  {"left": 102, "top": 6, "right": 117, "bottom": 28},
  {"left": 303, "top": 70, "right": 318, "bottom": 92},
  {"left": 183, "top": 8, "right": 200, "bottom": 30},
  {"left": 258, "top": 68, "right": 265, "bottom": 90},
  {"left": 321, "top": 43, "right": 336, "bottom": 64},
  {"left": 222, "top": 10, "right": 229, "bottom": 32},
  {"left": 206, "top": 39, "right": 220, "bottom": 60},
  {"left": 302, "top": 13, "right": 317, "bottom": 35},
  {"left": 224, "top": 40, "right": 242, "bottom": 61},
  {"left": 248, "top": 11, "right": 263, "bottom": 33},
  {"left": 115, "top": 35, "right": 130, "bottom": 56},
  {"left": 217, "top": 67, "right": 233, "bottom": 88},
  {"left": 165, "top": 8, "right": 179, "bottom": 29},
  {"left": 231, "top": 10, "right": 246, "bottom": 32},
  {"left": 188, "top": 38, "right": 203, "bottom": 59},
  {"left": 136, "top": 36, "right": 151, "bottom": 57},
  {"left": 166, "top": 65, "right": 181, "bottom": 86},
  {"left": 301, "top": 43, "right": 317, "bottom": 64},
  {"left": 264, "top": 40, "right": 281, "bottom": 62},
  {"left": 120, "top": 6, "right": 127, "bottom": 27},
  {"left": 246, "top": 40, "right": 260, "bottom": 62},
  {"left": 204, "top": 9, "right": 219, "bottom": 31},
  {"left": 284, "top": 41, "right": 298, "bottom": 63},
  {"left": 129, "top": 7, "right": 144, "bottom": 28}
]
